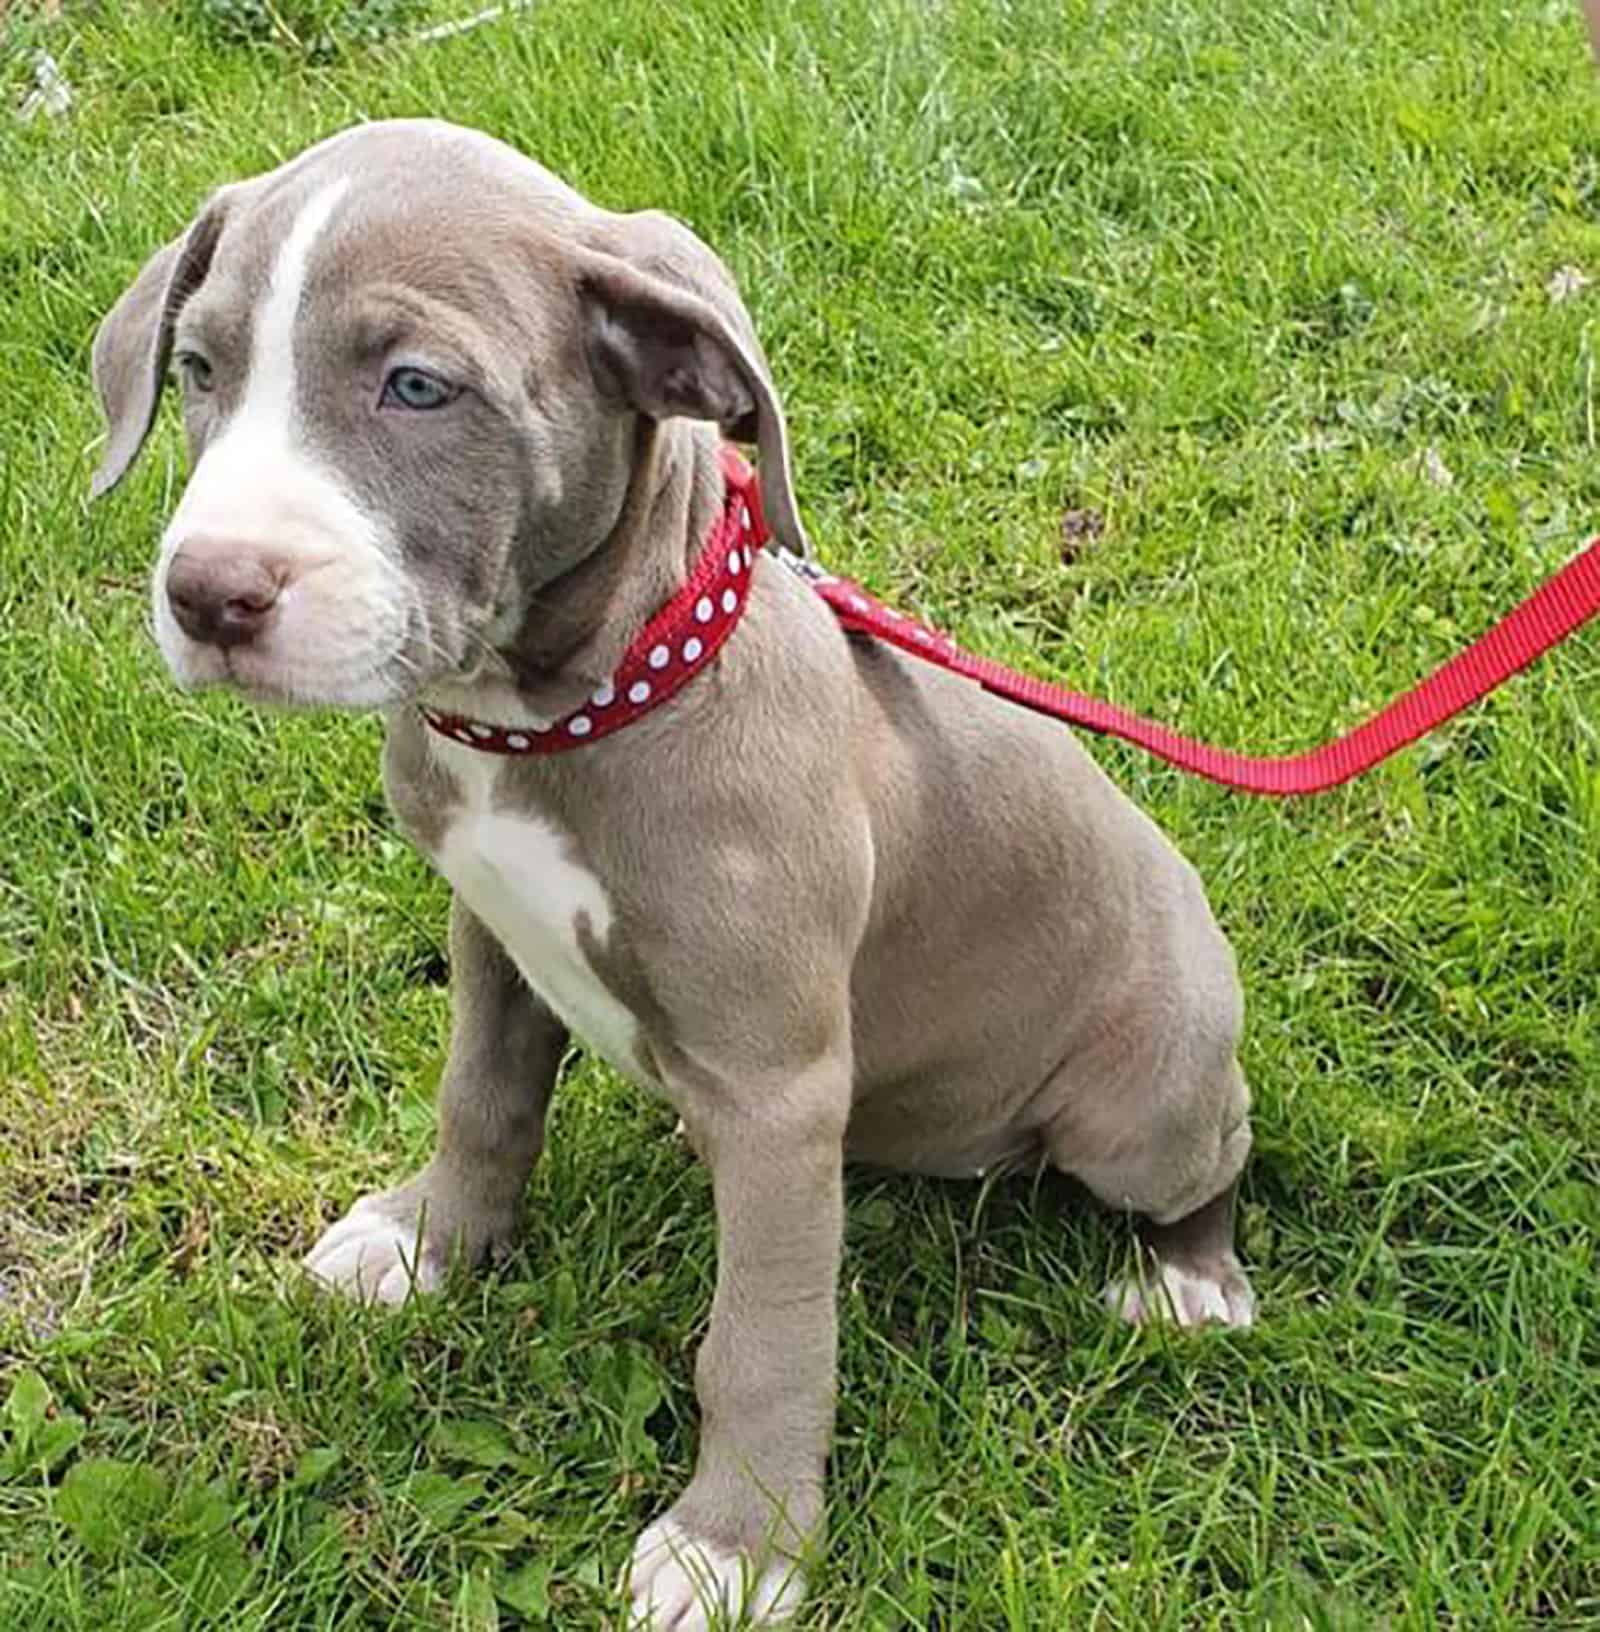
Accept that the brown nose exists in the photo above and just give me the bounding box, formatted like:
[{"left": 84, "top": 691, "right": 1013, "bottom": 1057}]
[{"left": 165, "top": 542, "right": 284, "bottom": 649}]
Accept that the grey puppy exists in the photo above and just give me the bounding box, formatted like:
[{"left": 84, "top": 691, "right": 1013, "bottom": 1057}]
[{"left": 91, "top": 120, "right": 1255, "bottom": 1630}]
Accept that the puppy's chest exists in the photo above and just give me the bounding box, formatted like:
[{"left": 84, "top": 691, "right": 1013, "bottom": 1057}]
[{"left": 434, "top": 798, "right": 651, "bottom": 1085}]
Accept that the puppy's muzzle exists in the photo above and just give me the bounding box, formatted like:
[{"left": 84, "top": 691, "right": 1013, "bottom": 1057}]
[{"left": 165, "top": 538, "right": 289, "bottom": 650}]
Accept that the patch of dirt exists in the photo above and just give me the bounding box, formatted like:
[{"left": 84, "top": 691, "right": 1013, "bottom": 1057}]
[{"left": 1060, "top": 506, "right": 1106, "bottom": 564}]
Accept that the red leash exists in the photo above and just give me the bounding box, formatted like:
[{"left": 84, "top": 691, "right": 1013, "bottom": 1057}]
[
  {"left": 424, "top": 448, "right": 1600, "bottom": 794},
  {"left": 787, "top": 541, "right": 1600, "bottom": 797}
]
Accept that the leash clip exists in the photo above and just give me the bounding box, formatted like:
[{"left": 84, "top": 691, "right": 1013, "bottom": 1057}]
[{"left": 774, "top": 546, "right": 836, "bottom": 585}]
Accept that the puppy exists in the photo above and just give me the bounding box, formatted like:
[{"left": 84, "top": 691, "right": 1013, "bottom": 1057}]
[{"left": 91, "top": 120, "right": 1255, "bottom": 1629}]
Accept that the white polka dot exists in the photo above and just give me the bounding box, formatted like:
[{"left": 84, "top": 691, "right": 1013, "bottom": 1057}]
[
  {"left": 848, "top": 594, "right": 869, "bottom": 612},
  {"left": 506, "top": 733, "right": 529, "bottom": 749},
  {"left": 628, "top": 681, "right": 651, "bottom": 705},
  {"left": 743, "top": 546, "right": 753, "bottom": 567},
  {"left": 455, "top": 727, "right": 474, "bottom": 742},
  {"left": 914, "top": 629, "right": 935, "bottom": 643},
  {"left": 591, "top": 680, "right": 615, "bottom": 708},
  {"left": 568, "top": 715, "right": 592, "bottom": 737},
  {"left": 649, "top": 644, "right": 670, "bottom": 670},
  {"left": 695, "top": 596, "right": 714, "bottom": 624},
  {"left": 531, "top": 720, "right": 551, "bottom": 734},
  {"left": 469, "top": 723, "right": 493, "bottom": 738},
  {"left": 728, "top": 549, "right": 742, "bottom": 574},
  {"left": 721, "top": 587, "right": 737, "bottom": 614},
  {"left": 683, "top": 637, "right": 703, "bottom": 662}
]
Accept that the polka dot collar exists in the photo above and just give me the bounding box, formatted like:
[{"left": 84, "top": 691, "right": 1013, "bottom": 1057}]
[
  {"left": 425, "top": 448, "right": 1600, "bottom": 793},
  {"left": 421, "top": 447, "right": 767, "bottom": 755}
]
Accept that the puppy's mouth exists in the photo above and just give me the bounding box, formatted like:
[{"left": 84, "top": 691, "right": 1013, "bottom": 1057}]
[
  {"left": 220, "top": 647, "right": 413, "bottom": 710},
  {"left": 165, "top": 647, "right": 409, "bottom": 712},
  {"left": 154, "top": 558, "right": 432, "bottom": 711},
  {"left": 156, "top": 613, "right": 423, "bottom": 711}
]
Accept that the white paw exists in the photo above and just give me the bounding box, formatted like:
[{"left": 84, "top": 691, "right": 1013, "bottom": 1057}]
[
  {"left": 627, "top": 1516, "right": 804, "bottom": 1629},
  {"left": 302, "top": 1198, "right": 444, "bottom": 1306},
  {"left": 1105, "top": 1259, "right": 1255, "bottom": 1329}
]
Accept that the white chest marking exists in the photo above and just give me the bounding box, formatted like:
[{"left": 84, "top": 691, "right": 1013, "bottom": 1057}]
[{"left": 436, "top": 784, "right": 649, "bottom": 1083}]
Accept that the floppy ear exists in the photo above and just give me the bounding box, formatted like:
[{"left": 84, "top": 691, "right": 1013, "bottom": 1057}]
[
  {"left": 89, "top": 192, "right": 232, "bottom": 498},
  {"left": 577, "top": 216, "right": 813, "bottom": 560}
]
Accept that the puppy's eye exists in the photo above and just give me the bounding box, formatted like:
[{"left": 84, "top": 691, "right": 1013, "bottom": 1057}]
[
  {"left": 381, "top": 366, "right": 458, "bottom": 411},
  {"left": 174, "top": 351, "right": 214, "bottom": 393}
]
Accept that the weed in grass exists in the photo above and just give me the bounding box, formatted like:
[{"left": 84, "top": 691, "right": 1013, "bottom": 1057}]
[{"left": 181, "top": 0, "right": 426, "bottom": 58}]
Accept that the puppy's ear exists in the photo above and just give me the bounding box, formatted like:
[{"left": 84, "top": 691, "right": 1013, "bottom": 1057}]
[
  {"left": 577, "top": 216, "right": 813, "bottom": 559},
  {"left": 89, "top": 191, "right": 232, "bottom": 498},
  {"left": 583, "top": 264, "right": 758, "bottom": 434}
]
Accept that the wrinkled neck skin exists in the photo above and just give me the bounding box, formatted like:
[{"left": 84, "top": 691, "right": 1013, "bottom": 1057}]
[{"left": 416, "top": 417, "right": 725, "bottom": 731}]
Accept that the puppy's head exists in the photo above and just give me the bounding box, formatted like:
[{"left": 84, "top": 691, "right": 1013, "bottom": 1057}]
[{"left": 90, "top": 119, "right": 808, "bottom": 710}]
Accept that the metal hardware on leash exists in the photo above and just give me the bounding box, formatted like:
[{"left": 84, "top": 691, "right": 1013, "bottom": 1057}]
[{"left": 773, "top": 546, "right": 835, "bottom": 585}]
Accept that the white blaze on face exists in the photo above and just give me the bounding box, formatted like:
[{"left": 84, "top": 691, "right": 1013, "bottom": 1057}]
[{"left": 153, "top": 174, "right": 412, "bottom": 705}]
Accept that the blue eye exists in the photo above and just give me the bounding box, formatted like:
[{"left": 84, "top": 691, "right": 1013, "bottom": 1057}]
[
  {"left": 175, "top": 351, "right": 214, "bottom": 392},
  {"left": 381, "top": 366, "right": 457, "bottom": 411}
]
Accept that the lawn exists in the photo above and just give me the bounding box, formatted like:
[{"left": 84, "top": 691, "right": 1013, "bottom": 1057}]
[{"left": 3, "top": 0, "right": 1599, "bottom": 1626}]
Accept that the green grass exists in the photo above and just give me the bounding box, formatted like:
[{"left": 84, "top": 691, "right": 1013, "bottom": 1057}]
[{"left": 3, "top": 0, "right": 1599, "bottom": 1625}]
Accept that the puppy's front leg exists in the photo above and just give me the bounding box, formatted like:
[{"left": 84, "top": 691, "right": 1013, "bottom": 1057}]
[
  {"left": 305, "top": 895, "right": 567, "bottom": 1304},
  {"left": 629, "top": 1049, "right": 849, "bottom": 1631}
]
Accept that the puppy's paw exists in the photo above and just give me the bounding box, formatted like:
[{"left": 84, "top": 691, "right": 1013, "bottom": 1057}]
[
  {"left": 302, "top": 1196, "right": 447, "bottom": 1306},
  {"left": 1105, "top": 1257, "right": 1255, "bottom": 1329},
  {"left": 626, "top": 1516, "right": 804, "bottom": 1630}
]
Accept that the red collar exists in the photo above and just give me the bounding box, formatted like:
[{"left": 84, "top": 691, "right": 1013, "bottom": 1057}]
[
  {"left": 422, "top": 446, "right": 1600, "bottom": 796},
  {"left": 422, "top": 446, "right": 767, "bottom": 754}
]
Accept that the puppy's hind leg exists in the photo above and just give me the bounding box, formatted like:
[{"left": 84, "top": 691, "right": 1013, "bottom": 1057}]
[
  {"left": 1044, "top": 1041, "right": 1256, "bottom": 1330},
  {"left": 1103, "top": 1173, "right": 1255, "bottom": 1330}
]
